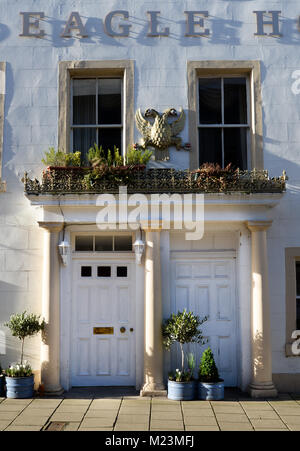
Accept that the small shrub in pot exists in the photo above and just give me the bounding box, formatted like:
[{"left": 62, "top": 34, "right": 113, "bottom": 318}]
[{"left": 198, "top": 347, "right": 224, "bottom": 400}]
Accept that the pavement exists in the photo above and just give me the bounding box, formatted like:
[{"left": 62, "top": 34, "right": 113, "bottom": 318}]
[{"left": 1, "top": 388, "right": 300, "bottom": 431}]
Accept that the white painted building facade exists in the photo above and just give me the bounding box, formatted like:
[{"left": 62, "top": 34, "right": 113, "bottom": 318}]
[{"left": 0, "top": 0, "right": 300, "bottom": 396}]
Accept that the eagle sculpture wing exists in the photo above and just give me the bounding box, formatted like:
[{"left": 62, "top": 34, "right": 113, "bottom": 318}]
[
  {"left": 171, "top": 108, "right": 186, "bottom": 136},
  {"left": 135, "top": 109, "right": 152, "bottom": 141}
]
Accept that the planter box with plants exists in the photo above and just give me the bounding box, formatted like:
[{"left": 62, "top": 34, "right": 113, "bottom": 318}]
[
  {"left": 198, "top": 347, "right": 224, "bottom": 401},
  {"left": 162, "top": 309, "right": 207, "bottom": 401},
  {"left": 4, "top": 311, "right": 45, "bottom": 399}
]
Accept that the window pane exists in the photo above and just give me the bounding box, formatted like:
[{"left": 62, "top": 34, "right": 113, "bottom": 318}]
[
  {"left": 98, "top": 128, "right": 121, "bottom": 156},
  {"left": 75, "top": 236, "right": 94, "bottom": 251},
  {"left": 95, "top": 236, "right": 113, "bottom": 251},
  {"left": 297, "top": 299, "right": 300, "bottom": 330},
  {"left": 73, "top": 79, "right": 96, "bottom": 125},
  {"left": 117, "top": 266, "right": 128, "bottom": 277},
  {"left": 97, "top": 266, "right": 111, "bottom": 277},
  {"left": 199, "top": 78, "right": 222, "bottom": 124},
  {"left": 296, "top": 262, "right": 300, "bottom": 296},
  {"left": 98, "top": 79, "right": 122, "bottom": 125},
  {"left": 73, "top": 127, "right": 97, "bottom": 163},
  {"left": 81, "top": 266, "right": 92, "bottom": 277},
  {"left": 198, "top": 128, "right": 222, "bottom": 166},
  {"left": 224, "top": 78, "right": 247, "bottom": 124},
  {"left": 224, "top": 128, "right": 247, "bottom": 170},
  {"left": 114, "top": 236, "right": 132, "bottom": 251}
]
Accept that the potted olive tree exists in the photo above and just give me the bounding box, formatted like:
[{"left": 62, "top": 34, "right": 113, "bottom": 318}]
[
  {"left": 162, "top": 309, "right": 207, "bottom": 401},
  {"left": 198, "top": 347, "right": 224, "bottom": 400},
  {"left": 4, "top": 311, "right": 45, "bottom": 398},
  {"left": 0, "top": 362, "right": 5, "bottom": 397}
]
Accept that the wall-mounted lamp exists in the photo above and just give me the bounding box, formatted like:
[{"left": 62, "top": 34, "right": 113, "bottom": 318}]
[
  {"left": 133, "top": 228, "right": 145, "bottom": 265},
  {"left": 58, "top": 240, "right": 70, "bottom": 266}
]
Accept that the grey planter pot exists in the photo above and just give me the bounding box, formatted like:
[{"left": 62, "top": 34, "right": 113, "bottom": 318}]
[
  {"left": 198, "top": 380, "right": 224, "bottom": 400},
  {"left": 167, "top": 380, "right": 196, "bottom": 401},
  {"left": 5, "top": 375, "right": 34, "bottom": 399},
  {"left": 0, "top": 375, "right": 5, "bottom": 397}
]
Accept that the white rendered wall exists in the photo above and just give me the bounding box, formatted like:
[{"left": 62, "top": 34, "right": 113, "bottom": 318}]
[{"left": 0, "top": 0, "right": 299, "bottom": 379}]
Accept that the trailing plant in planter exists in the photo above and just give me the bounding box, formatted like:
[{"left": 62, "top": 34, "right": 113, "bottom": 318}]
[
  {"left": 162, "top": 309, "right": 207, "bottom": 400},
  {"left": 4, "top": 311, "right": 45, "bottom": 398},
  {"left": 84, "top": 144, "right": 153, "bottom": 188},
  {"left": 42, "top": 147, "right": 81, "bottom": 168},
  {"left": 198, "top": 347, "right": 224, "bottom": 401}
]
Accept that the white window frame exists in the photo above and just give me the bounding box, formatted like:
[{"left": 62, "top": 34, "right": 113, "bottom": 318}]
[
  {"left": 187, "top": 61, "right": 263, "bottom": 171},
  {"left": 72, "top": 232, "right": 134, "bottom": 254},
  {"left": 58, "top": 60, "right": 134, "bottom": 158},
  {"left": 197, "top": 74, "right": 251, "bottom": 169},
  {"left": 70, "top": 76, "right": 124, "bottom": 156}
]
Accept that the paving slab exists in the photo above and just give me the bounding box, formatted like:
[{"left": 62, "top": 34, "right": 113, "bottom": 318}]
[
  {"left": 240, "top": 401, "right": 273, "bottom": 410},
  {"left": 212, "top": 405, "right": 245, "bottom": 414},
  {"left": 151, "top": 419, "right": 184, "bottom": 429},
  {"left": 183, "top": 416, "right": 218, "bottom": 426},
  {"left": 0, "top": 411, "right": 21, "bottom": 420},
  {"left": 30, "top": 399, "right": 62, "bottom": 408},
  {"left": 280, "top": 415, "right": 300, "bottom": 424},
  {"left": 5, "top": 425, "right": 42, "bottom": 431},
  {"left": 55, "top": 405, "right": 89, "bottom": 413},
  {"left": 63, "top": 422, "right": 80, "bottom": 431},
  {"left": 80, "top": 417, "right": 116, "bottom": 428},
  {"left": 250, "top": 419, "right": 288, "bottom": 429},
  {"left": 79, "top": 427, "right": 114, "bottom": 431},
  {"left": 182, "top": 408, "right": 215, "bottom": 417},
  {"left": 115, "top": 424, "right": 149, "bottom": 431},
  {"left": 151, "top": 411, "right": 183, "bottom": 421},
  {"left": 12, "top": 415, "right": 50, "bottom": 426},
  {"left": 89, "top": 399, "right": 121, "bottom": 410},
  {"left": 271, "top": 407, "right": 300, "bottom": 415},
  {"left": 186, "top": 425, "right": 219, "bottom": 431},
  {"left": 214, "top": 413, "right": 251, "bottom": 423},
  {"left": 0, "top": 420, "right": 12, "bottom": 431},
  {"left": 245, "top": 410, "right": 280, "bottom": 420},
  {"left": 218, "top": 423, "right": 254, "bottom": 431},
  {"left": 117, "top": 414, "right": 149, "bottom": 424},
  {"left": 50, "top": 412, "right": 85, "bottom": 422},
  {"left": 85, "top": 410, "right": 118, "bottom": 419}
]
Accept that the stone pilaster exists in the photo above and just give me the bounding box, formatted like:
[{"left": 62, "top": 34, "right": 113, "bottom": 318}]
[
  {"left": 140, "top": 230, "right": 167, "bottom": 396},
  {"left": 247, "top": 221, "right": 277, "bottom": 398},
  {"left": 39, "top": 222, "right": 64, "bottom": 396}
]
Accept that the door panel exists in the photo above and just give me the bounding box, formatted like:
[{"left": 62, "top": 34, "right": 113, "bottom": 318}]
[
  {"left": 171, "top": 258, "right": 237, "bottom": 386},
  {"left": 71, "top": 261, "right": 135, "bottom": 386}
]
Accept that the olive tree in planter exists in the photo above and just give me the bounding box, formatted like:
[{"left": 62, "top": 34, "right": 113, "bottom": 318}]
[
  {"left": 198, "top": 347, "right": 224, "bottom": 400},
  {"left": 162, "top": 309, "right": 207, "bottom": 401},
  {"left": 4, "top": 311, "right": 45, "bottom": 398},
  {"left": 0, "top": 362, "right": 5, "bottom": 397}
]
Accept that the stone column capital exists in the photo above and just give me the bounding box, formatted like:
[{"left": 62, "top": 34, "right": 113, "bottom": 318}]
[
  {"left": 38, "top": 221, "right": 64, "bottom": 232},
  {"left": 246, "top": 220, "right": 273, "bottom": 232}
]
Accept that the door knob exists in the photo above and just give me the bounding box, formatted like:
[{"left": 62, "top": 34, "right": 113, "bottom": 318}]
[
  {"left": 130, "top": 328, "right": 134, "bottom": 332},
  {"left": 120, "top": 327, "right": 126, "bottom": 333}
]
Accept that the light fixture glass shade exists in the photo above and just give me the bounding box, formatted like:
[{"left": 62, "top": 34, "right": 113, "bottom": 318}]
[
  {"left": 58, "top": 240, "right": 70, "bottom": 266},
  {"left": 133, "top": 238, "right": 145, "bottom": 264}
]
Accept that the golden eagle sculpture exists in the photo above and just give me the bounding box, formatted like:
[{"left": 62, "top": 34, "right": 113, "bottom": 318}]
[{"left": 135, "top": 107, "right": 186, "bottom": 160}]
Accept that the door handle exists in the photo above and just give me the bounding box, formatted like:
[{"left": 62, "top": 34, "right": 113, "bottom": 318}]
[
  {"left": 130, "top": 328, "right": 134, "bottom": 332},
  {"left": 120, "top": 327, "right": 126, "bottom": 333}
]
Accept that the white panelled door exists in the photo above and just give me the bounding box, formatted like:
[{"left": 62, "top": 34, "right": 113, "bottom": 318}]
[
  {"left": 171, "top": 257, "right": 237, "bottom": 386},
  {"left": 71, "top": 261, "right": 136, "bottom": 386}
]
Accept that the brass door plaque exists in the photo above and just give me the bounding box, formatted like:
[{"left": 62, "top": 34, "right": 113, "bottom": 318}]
[{"left": 93, "top": 327, "right": 114, "bottom": 335}]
